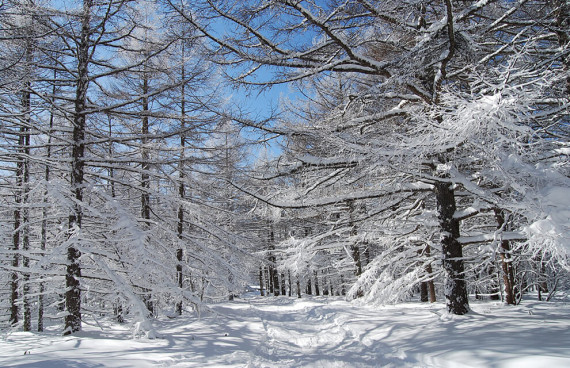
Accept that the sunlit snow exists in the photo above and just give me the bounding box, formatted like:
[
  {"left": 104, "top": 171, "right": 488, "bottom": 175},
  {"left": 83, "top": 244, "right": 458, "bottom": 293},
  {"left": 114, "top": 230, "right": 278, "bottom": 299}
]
[{"left": 2, "top": 295, "right": 569, "bottom": 367}]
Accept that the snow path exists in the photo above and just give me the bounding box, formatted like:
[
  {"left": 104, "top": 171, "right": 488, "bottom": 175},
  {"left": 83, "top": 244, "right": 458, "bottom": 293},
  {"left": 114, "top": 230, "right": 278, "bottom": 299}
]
[{"left": 1, "top": 296, "right": 569, "bottom": 367}]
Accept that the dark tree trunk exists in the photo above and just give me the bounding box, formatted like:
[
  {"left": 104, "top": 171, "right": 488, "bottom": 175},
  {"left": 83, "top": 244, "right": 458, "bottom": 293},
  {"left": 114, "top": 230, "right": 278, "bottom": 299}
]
[
  {"left": 268, "top": 266, "right": 274, "bottom": 294},
  {"left": 322, "top": 276, "right": 329, "bottom": 296},
  {"left": 264, "top": 267, "right": 270, "bottom": 296},
  {"left": 65, "top": 0, "right": 93, "bottom": 335},
  {"left": 363, "top": 242, "right": 371, "bottom": 267},
  {"left": 114, "top": 302, "right": 124, "bottom": 324},
  {"left": 10, "top": 203, "right": 20, "bottom": 327},
  {"left": 555, "top": 1, "right": 569, "bottom": 96},
  {"left": 489, "top": 264, "right": 501, "bottom": 301},
  {"left": 494, "top": 209, "right": 516, "bottom": 305},
  {"left": 296, "top": 276, "right": 301, "bottom": 298},
  {"left": 139, "top": 60, "right": 154, "bottom": 315},
  {"left": 39, "top": 68, "right": 56, "bottom": 332},
  {"left": 287, "top": 271, "right": 292, "bottom": 297},
  {"left": 435, "top": 181, "right": 469, "bottom": 315},
  {"left": 259, "top": 267, "right": 265, "bottom": 296},
  {"left": 268, "top": 229, "right": 278, "bottom": 295},
  {"left": 424, "top": 245, "right": 436, "bottom": 303},
  {"left": 176, "top": 248, "right": 183, "bottom": 314},
  {"left": 347, "top": 200, "right": 362, "bottom": 276},
  {"left": 21, "top": 41, "right": 32, "bottom": 332},
  {"left": 538, "top": 260, "right": 548, "bottom": 301},
  {"left": 314, "top": 270, "right": 320, "bottom": 296},
  {"left": 65, "top": 246, "right": 82, "bottom": 335},
  {"left": 280, "top": 273, "right": 286, "bottom": 296},
  {"left": 176, "top": 45, "right": 187, "bottom": 316},
  {"left": 418, "top": 246, "right": 428, "bottom": 302},
  {"left": 306, "top": 277, "right": 312, "bottom": 295},
  {"left": 141, "top": 77, "right": 150, "bottom": 223},
  {"left": 273, "top": 272, "right": 280, "bottom": 296},
  {"left": 420, "top": 282, "right": 429, "bottom": 302}
]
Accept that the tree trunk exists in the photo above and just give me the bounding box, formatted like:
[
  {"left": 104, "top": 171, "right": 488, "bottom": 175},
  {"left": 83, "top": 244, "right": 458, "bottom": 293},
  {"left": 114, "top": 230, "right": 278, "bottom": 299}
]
[
  {"left": 268, "top": 265, "right": 274, "bottom": 294},
  {"left": 264, "top": 267, "right": 270, "bottom": 296},
  {"left": 21, "top": 37, "right": 32, "bottom": 332},
  {"left": 420, "top": 282, "right": 429, "bottom": 302},
  {"left": 273, "top": 272, "right": 280, "bottom": 296},
  {"left": 435, "top": 181, "right": 469, "bottom": 315},
  {"left": 176, "top": 248, "right": 183, "bottom": 314},
  {"left": 65, "top": 0, "right": 93, "bottom": 335},
  {"left": 363, "top": 242, "right": 371, "bottom": 267},
  {"left": 323, "top": 276, "right": 329, "bottom": 296},
  {"left": 280, "top": 273, "right": 286, "bottom": 296},
  {"left": 40, "top": 68, "right": 54, "bottom": 331},
  {"left": 538, "top": 260, "right": 548, "bottom": 301},
  {"left": 141, "top": 78, "right": 150, "bottom": 223},
  {"left": 10, "top": 201, "right": 20, "bottom": 327},
  {"left": 259, "top": 267, "right": 265, "bottom": 296},
  {"left": 555, "top": 1, "right": 569, "bottom": 96},
  {"left": 347, "top": 200, "right": 362, "bottom": 276},
  {"left": 494, "top": 209, "right": 515, "bottom": 305},
  {"left": 489, "top": 264, "right": 501, "bottom": 301},
  {"left": 268, "top": 228, "right": 278, "bottom": 295},
  {"left": 424, "top": 245, "right": 436, "bottom": 303},
  {"left": 314, "top": 270, "right": 320, "bottom": 296},
  {"left": 176, "top": 44, "right": 186, "bottom": 316}
]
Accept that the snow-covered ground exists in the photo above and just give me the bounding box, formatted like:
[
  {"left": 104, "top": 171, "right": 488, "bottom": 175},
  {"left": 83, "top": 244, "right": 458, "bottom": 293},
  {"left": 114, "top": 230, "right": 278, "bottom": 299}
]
[{"left": 1, "top": 295, "right": 569, "bottom": 367}]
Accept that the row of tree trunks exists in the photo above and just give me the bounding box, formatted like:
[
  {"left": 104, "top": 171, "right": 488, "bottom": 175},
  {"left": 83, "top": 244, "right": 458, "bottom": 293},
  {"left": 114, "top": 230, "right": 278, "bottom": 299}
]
[{"left": 258, "top": 265, "right": 349, "bottom": 298}]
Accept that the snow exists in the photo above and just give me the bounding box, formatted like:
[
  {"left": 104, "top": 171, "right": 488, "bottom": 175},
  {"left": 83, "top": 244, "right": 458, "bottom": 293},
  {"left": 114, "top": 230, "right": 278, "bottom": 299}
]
[
  {"left": 526, "top": 185, "right": 570, "bottom": 262},
  {"left": 2, "top": 296, "right": 569, "bottom": 367}
]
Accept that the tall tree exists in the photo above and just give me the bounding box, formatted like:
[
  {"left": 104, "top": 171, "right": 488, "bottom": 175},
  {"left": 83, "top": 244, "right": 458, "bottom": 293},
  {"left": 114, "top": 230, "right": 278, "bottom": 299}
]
[{"left": 171, "top": 0, "right": 570, "bottom": 314}]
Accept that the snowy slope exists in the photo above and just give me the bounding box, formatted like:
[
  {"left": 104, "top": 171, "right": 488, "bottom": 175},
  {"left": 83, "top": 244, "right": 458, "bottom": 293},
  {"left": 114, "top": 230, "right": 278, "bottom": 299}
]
[{"left": 1, "top": 296, "right": 569, "bottom": 367}]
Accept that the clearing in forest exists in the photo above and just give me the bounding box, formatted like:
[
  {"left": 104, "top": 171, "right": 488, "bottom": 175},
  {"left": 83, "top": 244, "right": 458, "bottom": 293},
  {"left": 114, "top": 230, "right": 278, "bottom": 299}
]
[{"left": 1, "top": 296, "right": 569, "bottom": 367}]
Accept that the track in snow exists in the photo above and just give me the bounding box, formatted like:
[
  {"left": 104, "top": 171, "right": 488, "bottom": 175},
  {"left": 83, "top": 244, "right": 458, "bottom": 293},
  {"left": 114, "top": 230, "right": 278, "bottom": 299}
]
[{"left": 1, "top": 296, "right": 569, "bottom": 367}]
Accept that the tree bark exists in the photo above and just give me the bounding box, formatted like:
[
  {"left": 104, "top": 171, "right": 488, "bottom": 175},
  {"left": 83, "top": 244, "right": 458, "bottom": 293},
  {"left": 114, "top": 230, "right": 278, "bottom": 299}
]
[
  {"left": 10, "top": 196, "right": 20, "bottom": 327},
  {"left": 176, "top": 42, "right": 187, "bottom": 315},
  {"left": 424, "top": 245, "right": 436, "bottom": 303},
  {"left": 494, "top": 209, "right": 516, "bottom": 305},
  {"left": 21, "top": 29, "right": 33, "bottom": 332},
  {"left": 65, "top": 0, "right": 92, "bottom": 335},
  {"left": 347, "top": 200, "right": 362, "bottom": 276},
  {"left": 280, "top": 273, "right": 286, "bottom": 296},
  {"left": 420, "top": 282, "right": 428, "bottom": 302},
  {"left": 259, "top": 267, "right": 265, "bottom": 296},
  {"left": 306, "top": 276, "right": 312, "bottom": 295},
  {"left": 313, "top": 270, "right": 320, "bottom": 296},
  {"left": 435, "top": 181, "right": 469, "bottom": 315},
  {"left": 268, "top": 229, "right": 279, "bottom": 296}
]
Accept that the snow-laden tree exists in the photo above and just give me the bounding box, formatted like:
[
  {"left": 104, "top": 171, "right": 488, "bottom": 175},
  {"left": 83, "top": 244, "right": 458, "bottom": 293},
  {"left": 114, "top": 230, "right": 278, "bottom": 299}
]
[
  {"left": 171, "top": 0, "right": 570, "bottom": 314},
  {"left": 0, "top": 0, "right": 257, "bottom": 336}
]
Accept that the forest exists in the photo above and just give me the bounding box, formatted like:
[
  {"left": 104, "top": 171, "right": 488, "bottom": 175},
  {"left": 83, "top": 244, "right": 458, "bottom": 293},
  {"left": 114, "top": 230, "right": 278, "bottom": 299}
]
[{"left": 0, "top": 0, "right": 569, "bottom": 342}]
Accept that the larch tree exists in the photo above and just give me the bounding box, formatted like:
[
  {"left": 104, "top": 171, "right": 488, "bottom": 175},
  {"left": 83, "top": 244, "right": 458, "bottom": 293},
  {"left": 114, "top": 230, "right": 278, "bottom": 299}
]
[{"left": 170, "top": 0, "right": 569, "bottom": 314}]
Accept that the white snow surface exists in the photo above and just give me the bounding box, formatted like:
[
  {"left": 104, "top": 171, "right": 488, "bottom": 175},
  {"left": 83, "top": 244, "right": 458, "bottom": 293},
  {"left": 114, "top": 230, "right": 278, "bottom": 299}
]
[{"left": 2, "top": 296, "right": 569, "bottom": 367}]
